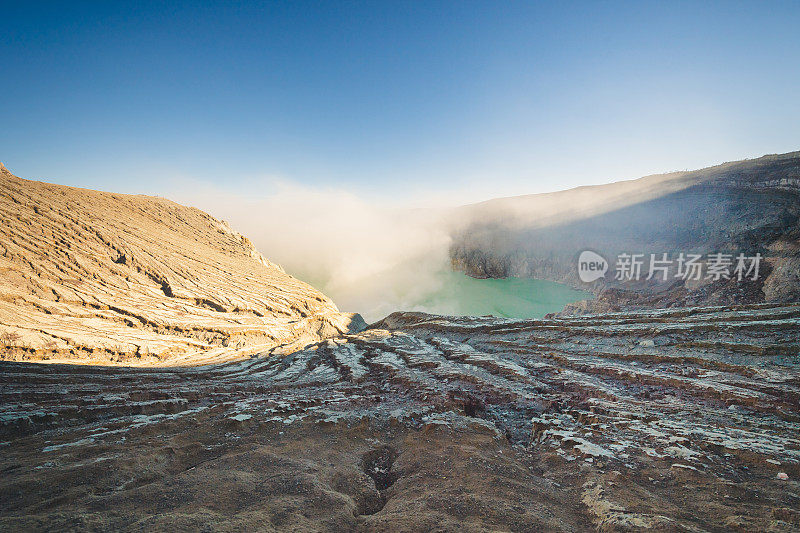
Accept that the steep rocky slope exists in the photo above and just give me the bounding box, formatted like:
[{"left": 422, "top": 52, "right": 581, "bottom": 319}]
[
  {"left": 0, "top": 164, "right": 363, "bottom": 365},
  {"left": 450, "top": 151, "right": 800, "bottom": 311},
  {"left": 2, "top": 303, "right": 798, "bottom": 530}
]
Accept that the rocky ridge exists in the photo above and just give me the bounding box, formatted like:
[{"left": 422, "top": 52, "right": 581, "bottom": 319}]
[
  {"left": 449, "top": 151, "right": 800, "bottom": 312},
  {"left": 0, "top": 164, "right": 364, "bottom": 365}
]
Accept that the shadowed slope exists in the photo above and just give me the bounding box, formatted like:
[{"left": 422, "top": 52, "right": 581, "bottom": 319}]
[{"left": 450, "top": 151, "right": 800, "bottom": 310}]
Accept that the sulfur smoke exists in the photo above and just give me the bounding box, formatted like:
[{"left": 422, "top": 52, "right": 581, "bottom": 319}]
[{"left": 179, "top": 182, "right": 454, "bottom": 322}]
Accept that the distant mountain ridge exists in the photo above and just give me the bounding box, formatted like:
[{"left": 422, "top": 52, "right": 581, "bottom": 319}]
[{"left": 449, "top": 151, "right": 800, "bottom": 312}]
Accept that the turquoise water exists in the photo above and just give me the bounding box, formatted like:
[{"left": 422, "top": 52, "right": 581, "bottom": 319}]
[
  {"left": 294, "top": 267, "right": 592, "bottom": 321},
  {"left": 417, "top": 271, "right": 591, "bottom": 319}
]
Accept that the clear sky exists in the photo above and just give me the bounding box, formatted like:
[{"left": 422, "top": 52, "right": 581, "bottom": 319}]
[{"left": 2, "top": 1, "right": 799, "bottom": 204}]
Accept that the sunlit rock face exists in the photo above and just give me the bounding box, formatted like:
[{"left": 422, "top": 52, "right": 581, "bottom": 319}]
[
  {"left": 0, "top": 165, "right": 363, "bottom": 365},
  {"left": 449, "top": 151, "right": 800, "bottom": 311},
  {"left": 2, "top": 303, "right": 798, "bottom": 530}
]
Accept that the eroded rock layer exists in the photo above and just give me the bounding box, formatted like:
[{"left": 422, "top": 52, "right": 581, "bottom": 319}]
[
  {"left": 2, "top": 303, "right": 798, "bottom": 530},
  {"left": 0, "top": 165, "right": 362, "bottom": 365}
]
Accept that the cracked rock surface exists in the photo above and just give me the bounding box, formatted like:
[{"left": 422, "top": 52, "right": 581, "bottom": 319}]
[{"left": 2, "top": 303, "right": 798, "bottom": 531}]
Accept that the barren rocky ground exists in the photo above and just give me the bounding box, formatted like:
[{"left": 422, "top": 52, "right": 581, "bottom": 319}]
[
  {"left": 1, "top": 163, "right": 799, "bottom": 531},
  {"left": 2, "top": 304, "right": 799, "bottom": 531}
]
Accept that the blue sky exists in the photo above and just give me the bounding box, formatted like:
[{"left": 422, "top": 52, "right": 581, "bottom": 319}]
[{"left": 2, "top": 1, "right": 799, "bottom": 203}]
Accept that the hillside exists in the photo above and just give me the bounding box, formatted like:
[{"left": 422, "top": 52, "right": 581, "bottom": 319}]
[
  {"left": 450, "top": 151, "right": 800, "bottom": 311},
  {"left": 0, "top": 164, "right": 364, "bottom": 365}
]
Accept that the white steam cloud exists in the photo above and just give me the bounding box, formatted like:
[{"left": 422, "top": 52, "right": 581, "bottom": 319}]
[{"left": 177, "top": 181, "right": 453, "bottom": 322}]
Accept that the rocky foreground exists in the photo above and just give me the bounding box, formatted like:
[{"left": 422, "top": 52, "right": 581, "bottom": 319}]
[{"left": 3, "top": 303, "right": 799, "bottom": 531}]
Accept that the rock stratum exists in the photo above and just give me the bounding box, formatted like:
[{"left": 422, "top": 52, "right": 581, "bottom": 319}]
[
  {"left": 2, "top": 304, "right": 799, "bottom": 530},
  {"left": 0, "top": 163, "right": 363, "bottom": 365}
]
